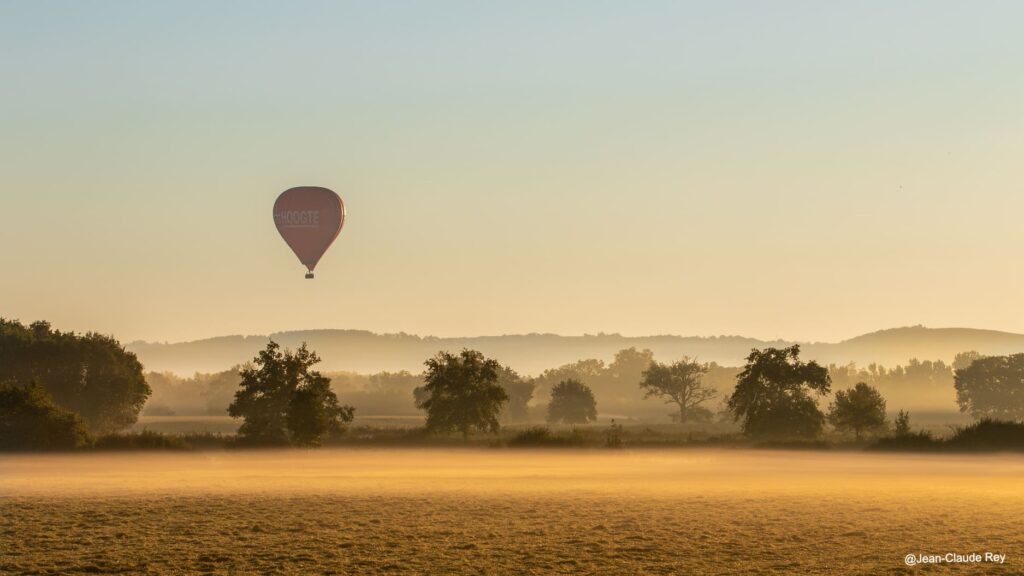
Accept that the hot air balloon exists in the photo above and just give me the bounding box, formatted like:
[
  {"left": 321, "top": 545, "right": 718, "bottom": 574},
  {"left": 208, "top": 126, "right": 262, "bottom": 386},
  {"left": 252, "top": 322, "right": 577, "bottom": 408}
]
[{"left": 273, "top": 186, "right": 345, "bottom": 278}]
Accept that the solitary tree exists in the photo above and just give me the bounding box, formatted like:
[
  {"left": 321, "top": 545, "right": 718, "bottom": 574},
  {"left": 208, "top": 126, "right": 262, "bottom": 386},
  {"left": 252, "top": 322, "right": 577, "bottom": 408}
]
[
  {"left": 547, "top": 379, "right": 598, "bottom": 426},
  {"left": 954, "top": 354, "right": 1024, "bottom": 421},
  {"left": 0, "top": 382, "right": 91, "bottom": 451},
  {"left": 827, "top": 382, "right": 887, "bottom": 440},
  {"left": 893, "top": 410, "right": 912, "bottom": 436},
  {"left": 0, "top": 319, "right": 150, "bottom": 433},
  {"left": 416, "top": 350, "right": 508, "bottom": 437},
  {"left": 728, "top": 346, "right": 831, "bottom": 440},
  {"left": 228, "top": 341, "right": 354, "bottom": 446},
  {"left": 639, "top": 358, "right": 716, "bottom": 423}
]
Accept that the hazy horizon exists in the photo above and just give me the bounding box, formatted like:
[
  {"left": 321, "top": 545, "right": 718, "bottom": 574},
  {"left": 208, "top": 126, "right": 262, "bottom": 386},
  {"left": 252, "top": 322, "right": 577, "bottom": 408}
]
[
  {"left": 120, "top": 323, "right": 1022, "bottom": 346},
  {"left": 3, "top": 1, "right": 1023, "bottom": 343}
]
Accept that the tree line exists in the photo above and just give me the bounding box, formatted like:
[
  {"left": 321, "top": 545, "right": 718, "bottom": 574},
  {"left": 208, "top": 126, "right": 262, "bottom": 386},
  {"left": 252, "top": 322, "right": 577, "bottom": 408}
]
[
  {"left": 227, "top": 342, "right": 1024, "bottom": 445},
  {"left": 3, "top": 317, "right": 1024, "bottom": 450}
]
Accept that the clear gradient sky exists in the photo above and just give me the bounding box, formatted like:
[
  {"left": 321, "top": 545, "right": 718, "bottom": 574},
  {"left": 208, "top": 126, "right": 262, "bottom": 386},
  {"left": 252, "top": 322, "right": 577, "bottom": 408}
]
[{"left": 2, "top": 1, "right": 1023, "bottom": 343}]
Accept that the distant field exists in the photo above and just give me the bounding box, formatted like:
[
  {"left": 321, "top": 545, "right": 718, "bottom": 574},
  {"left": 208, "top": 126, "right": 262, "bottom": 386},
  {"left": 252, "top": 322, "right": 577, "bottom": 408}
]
[
  {"left": 131, "top": 411, "right": 972, "bottom": 438},
  {"left": 3, "top": 450, "right": 1021, "bottom": 574}
]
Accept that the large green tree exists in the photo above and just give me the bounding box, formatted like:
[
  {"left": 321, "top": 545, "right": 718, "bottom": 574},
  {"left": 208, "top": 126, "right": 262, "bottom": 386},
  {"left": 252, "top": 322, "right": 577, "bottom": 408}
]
[
  {"left": 0, "top": 319, "right": 150, "bottom": 433},
  {"left": 827, "top": 382, "right": 887, "bottom": 440},
  {"left": 228, "top": 341, "right": 354, "bottom": 446},
  {"left": 547, "top": 379, "right": 597, "bottom": 426},
  {"left": 416, "top": 350, "right": 508, "bottom": 437},
  {"left": 728, "top": 346, "right": 831, "bottom": 440},
  {"left": 639, "top": 358, "right": 716, "bottom": 423},
  {"left": 954, "top": 354, "right": 1024, "bottom": 421}
]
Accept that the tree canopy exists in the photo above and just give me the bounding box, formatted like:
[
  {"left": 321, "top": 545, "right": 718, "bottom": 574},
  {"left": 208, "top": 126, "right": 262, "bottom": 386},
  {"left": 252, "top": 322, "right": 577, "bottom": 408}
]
[
  {"left": 228, "top": 341, "right": 354, "bottom": 446},
  {"left": 728, "top": 346, "right": 831, "bottom": 440},
  {"left": 0, "top": 382, "right": 91, "bottom": 451},
  {"left": 827, "top": 382, "right": 887, "bottom": 440},
  {"left": 0, "top": 319, "right": 150, "bottom": 433},
  {"left": 954, "top": 354, "right": 1024, "bottom": 421},
  {"left": 416, "top": 349, "right": 508, "bottom": 437},
  {"left": 547, "top": 379, "right": 597, "bottom": 425},
  {"left": 639, "top": 358, "right": 716, "bottom": 423}
]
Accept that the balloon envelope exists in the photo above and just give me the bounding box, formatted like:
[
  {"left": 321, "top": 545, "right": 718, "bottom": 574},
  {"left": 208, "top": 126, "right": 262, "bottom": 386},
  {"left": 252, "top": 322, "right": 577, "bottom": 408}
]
[{"left": 273, "top": 186, "right": 345, "bottom": 274}]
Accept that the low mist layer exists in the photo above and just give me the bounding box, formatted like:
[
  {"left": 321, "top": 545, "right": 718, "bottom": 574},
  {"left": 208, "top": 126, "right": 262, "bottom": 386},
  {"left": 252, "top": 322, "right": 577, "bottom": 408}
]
[{"left": 4, "top": 449, "right": 1022, "bottom": 498}]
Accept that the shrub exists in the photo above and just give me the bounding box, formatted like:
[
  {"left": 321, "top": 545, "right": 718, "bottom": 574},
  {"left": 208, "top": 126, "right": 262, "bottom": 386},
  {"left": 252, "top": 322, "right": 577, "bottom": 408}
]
[
  {"left": 947, "top": 419, "right": 1024, "bottom": 452},
  {"left": 0, "top": 382, "right": 91, "bottom": 451},
  {"left": 507, "top": 427, "right": 582, "bottom": 447},
  {"left": 870, "top": 432, "right": 942, "bottom": 452},
  {"left": 93, "top": 430, "right": 188, "bottom": 450},
  {"left": 871, "top": 420, "right": 1024, "bottom": 452}
]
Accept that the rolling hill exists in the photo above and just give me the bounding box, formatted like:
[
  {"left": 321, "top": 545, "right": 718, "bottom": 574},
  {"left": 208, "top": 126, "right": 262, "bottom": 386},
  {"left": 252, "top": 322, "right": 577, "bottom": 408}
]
[{"left": 127, "top": 326, "right": 1024, "bottom": 376}]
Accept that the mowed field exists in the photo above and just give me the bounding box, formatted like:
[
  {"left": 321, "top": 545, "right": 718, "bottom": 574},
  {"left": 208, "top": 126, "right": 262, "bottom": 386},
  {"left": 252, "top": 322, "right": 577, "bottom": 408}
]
[{"left": 2, "top": 449, "right": 1022, "bottom": 575}]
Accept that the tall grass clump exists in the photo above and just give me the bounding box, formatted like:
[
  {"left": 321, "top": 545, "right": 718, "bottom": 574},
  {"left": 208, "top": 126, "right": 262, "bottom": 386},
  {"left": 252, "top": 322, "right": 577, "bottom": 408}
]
[
  {"left": 507, "top": 427, "right": 583, "bottom": 447},
  {"left": 93, "top": 430, "right": 190, "bottom": 450}
]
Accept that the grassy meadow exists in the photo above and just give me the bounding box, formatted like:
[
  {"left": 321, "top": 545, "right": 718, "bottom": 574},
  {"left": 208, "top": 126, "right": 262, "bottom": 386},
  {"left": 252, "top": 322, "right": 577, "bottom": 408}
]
[{"left": 2, "top": 449, "right": 1022, "bottom": 575}]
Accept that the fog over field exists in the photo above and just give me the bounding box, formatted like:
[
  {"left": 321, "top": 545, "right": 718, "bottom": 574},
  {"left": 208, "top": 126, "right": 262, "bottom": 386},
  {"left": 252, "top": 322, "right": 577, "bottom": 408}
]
[
  {"left": 3, "top": 450, "right": 1022, "bottom": 574},
  {"left": 3, "top": 449, "right": 1023, "bottom": 497}
]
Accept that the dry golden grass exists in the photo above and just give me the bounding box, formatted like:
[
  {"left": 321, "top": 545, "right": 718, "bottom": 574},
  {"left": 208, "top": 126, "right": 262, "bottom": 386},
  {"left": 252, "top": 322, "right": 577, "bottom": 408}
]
[{"left": 2, "top": 449, "right": 1022, "bottom": 574}]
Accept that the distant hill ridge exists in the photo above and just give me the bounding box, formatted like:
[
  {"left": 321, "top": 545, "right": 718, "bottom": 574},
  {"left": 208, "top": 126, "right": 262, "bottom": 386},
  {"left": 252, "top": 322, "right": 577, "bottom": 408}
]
[{"left": 126, "top": 326, "right": 1024, "bottom": 376}]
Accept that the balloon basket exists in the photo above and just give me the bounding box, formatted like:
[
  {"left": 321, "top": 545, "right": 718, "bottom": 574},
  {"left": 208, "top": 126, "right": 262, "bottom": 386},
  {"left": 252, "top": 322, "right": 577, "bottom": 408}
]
[{"left": 305, "top": 272, "right": 314, "bottom": 279}]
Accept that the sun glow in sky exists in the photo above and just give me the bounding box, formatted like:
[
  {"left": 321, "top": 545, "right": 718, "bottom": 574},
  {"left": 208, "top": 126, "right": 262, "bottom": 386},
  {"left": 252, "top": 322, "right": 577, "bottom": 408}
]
[{"left": 2, "top": 1, "right": 1023, "bottom": 343}]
